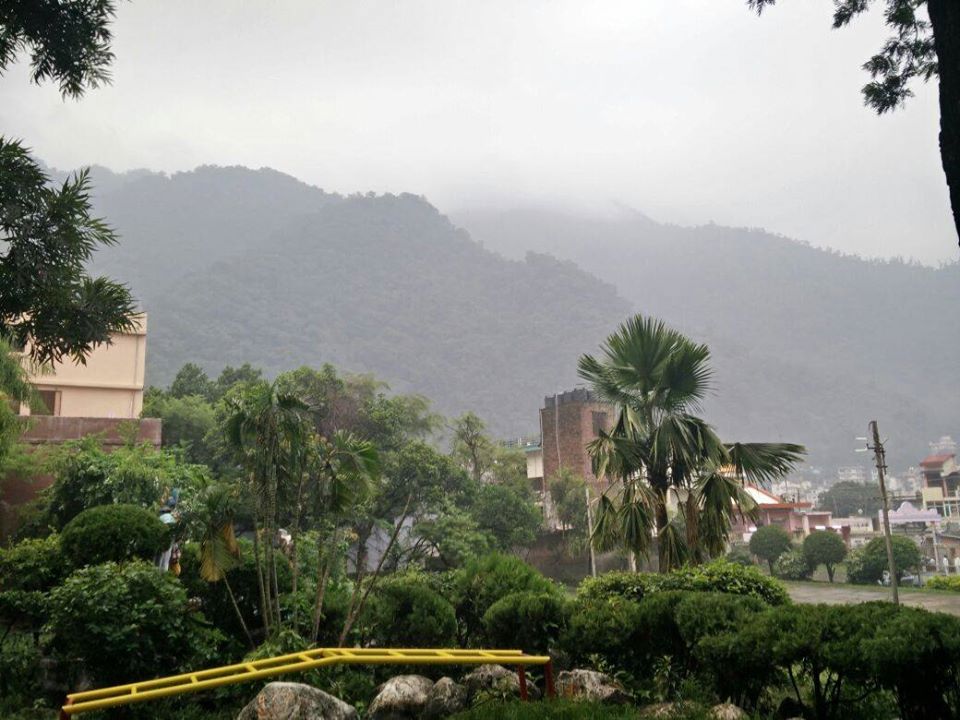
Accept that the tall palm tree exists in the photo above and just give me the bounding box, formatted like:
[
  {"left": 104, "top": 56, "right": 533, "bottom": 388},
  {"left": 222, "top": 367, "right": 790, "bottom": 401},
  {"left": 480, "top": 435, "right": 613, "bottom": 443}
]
[
  {"left": 579, "top": 315, "right": 804, "bottom": 572},
  {"left": 225, "top": 381, "right": 308, "bottom": 633}
]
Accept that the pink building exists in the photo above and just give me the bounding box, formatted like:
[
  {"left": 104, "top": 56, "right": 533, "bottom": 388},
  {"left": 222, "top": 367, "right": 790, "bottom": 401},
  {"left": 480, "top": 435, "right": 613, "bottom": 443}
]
[{"left": 732, "top": 485, "right": 834, "bottom": 542}]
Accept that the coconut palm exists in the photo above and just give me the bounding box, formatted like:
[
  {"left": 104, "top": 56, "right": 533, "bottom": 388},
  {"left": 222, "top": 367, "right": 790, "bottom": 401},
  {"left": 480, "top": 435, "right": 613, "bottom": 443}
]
[{"left": 579, "top": 315, "right": 804, "bottom": 571}]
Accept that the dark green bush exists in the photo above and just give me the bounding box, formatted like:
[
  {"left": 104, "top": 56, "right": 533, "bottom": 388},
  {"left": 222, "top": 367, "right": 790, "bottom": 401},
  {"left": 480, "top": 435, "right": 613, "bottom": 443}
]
[
  {"left": 45, "top": 561, "right": 224, "bottom": 686},
  {"left": 450, "top": 699, "right": 645, "bottom": 719},
  {"left": 482, "top": 591, "right": 571, "bottom": 653},
  {"left": 847, "top": 535, "right": 922, "bottom": 584},
  {"left": 0, "top": 534, "right": 65, "bottom": 591},
  {"left": 772, "top": 548, "right": 814, "bottom": 581},
  {"left": 560, "top": 596, "right": 646, "bottom": 680},
  {"left": 576, "top": 571, "right": 651, "bottom": 603},
  {"left": 724, "top": 544, "right": 754, "bottom": 567},
  {"left": 862, "top": 607, "right": 960, "bottom": 719},
  {"left": 59, "top": 504, "right": 168, "bottom": 567},
  {"left": 748, "top": 525, "right": 792, "bottom": 573},
  {"left": 655, "top": 560, "right": 789, "bottom": 606},
  {"left": 924, "top": 575, "right": 960, "bottom": 591},
  {"left": 363, "top": 573, "right": 457, "bottom": 648},
  {"left": 451, "top": 553, "right": 560, "bottom": 645}
]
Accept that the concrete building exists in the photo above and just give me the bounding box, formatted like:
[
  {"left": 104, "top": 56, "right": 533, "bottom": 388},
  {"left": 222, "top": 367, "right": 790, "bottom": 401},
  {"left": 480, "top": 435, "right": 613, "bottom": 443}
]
[
  {"left": 17, "top": 315, "right": 148, "bottom": 419},
  {"left": 539, "top": 389, "right": 614, "bottom": 493},
  {"left": 919, "top": 453, "right": 960, "bottom": 518},
  {"left": 732, "top": 485, "right": 834, "bottom": 542},
  {"left": 837, "top": 465, "right": 868, "bottom": 484}
]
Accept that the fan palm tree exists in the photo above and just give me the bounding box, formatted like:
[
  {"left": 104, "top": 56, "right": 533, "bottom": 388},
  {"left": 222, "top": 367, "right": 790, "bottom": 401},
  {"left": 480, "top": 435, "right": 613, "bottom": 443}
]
[
  {"left": 579, "top": 315, "right": 804, "bottom": 572},
  {"left": 224, "top": 380, "right": 309, "bottom": 633}
]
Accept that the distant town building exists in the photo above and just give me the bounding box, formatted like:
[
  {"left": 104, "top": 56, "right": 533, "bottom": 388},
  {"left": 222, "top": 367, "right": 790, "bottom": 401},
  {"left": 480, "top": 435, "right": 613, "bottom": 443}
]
[
  {"left": 930, "top": 436, "right": 958, "bottom": 456},
  {"left": 919, "top": 452, "right": 960, "bottom": 518},
  {"left": 539, "top": 389, "right": 613, "bottom": 493},
  {"left": 837, "top": 465, "right": 868, "bottom": 484},
  {"left": 731, "top": 485, "right": 834, "bottom": 542}
]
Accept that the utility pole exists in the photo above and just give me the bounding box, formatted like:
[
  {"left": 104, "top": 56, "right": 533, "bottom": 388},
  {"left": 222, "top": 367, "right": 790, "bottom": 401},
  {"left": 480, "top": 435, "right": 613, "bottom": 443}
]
[{"left": 865, "top": 420, "right": 899, "bottom": 606}]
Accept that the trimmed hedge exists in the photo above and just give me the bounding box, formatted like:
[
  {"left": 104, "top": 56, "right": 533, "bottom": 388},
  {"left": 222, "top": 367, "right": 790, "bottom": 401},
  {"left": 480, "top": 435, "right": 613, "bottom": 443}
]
[
  {"left": 59, "top": 504, "right": 168, "bottom": 567},
  {"left": 483, "top": 591, "right": 571, "bottom": 653}
]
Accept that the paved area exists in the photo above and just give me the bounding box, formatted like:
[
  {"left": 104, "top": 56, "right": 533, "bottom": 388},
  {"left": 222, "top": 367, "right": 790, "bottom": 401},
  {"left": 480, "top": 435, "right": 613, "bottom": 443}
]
[{"left": 784, "top": 581, "right": 960, "bottom": 616}]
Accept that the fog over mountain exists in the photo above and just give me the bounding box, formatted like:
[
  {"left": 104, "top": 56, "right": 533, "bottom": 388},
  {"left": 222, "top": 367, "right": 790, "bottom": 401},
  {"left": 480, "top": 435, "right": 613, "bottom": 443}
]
[{"left": 77, "top": 163, "right": 958, "bottom": 472}]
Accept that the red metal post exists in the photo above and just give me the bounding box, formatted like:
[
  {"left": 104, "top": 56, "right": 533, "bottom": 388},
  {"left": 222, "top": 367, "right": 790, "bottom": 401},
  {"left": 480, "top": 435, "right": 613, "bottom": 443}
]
[
  {"left": 59, "top": 698, "right": 73, "bottom": 720},
  {"left": 517, "top": 665, "right": 528, "bottom": 700},
  {"left": 545, "top": 659, "right": 556, "bottom": 698}
]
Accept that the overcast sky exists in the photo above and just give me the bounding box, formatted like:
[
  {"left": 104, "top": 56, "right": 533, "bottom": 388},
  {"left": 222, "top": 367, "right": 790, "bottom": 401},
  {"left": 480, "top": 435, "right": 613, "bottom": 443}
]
[{"left": 2, "top": 0, "right": 956, "bottom": 264}]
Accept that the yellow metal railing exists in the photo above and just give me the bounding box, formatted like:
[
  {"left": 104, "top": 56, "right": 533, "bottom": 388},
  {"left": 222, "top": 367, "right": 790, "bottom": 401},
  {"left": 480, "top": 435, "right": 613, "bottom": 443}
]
[{"left": 60, "top": 647, "right": 554, "bottom": 716}]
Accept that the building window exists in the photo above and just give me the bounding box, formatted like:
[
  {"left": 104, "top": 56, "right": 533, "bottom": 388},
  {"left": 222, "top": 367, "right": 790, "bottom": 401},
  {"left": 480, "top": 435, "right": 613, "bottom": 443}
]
[{"left": 34, "top": 389, "right": 59, "bottom": 416}]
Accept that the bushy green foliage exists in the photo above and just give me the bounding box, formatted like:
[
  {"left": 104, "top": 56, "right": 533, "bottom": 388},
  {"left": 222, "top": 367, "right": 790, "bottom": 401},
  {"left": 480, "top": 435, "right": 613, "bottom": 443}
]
[
  {"left": 0, "top": 534, "right": 65, "bottom": 591},
  {"left": 471, "top": 482, "right": 542, "bottom": 551},
  {"left": 142, "top": 390, "right": 217, "bottom": 465},
  {"left": 451, "top": 553, "right": 560, "bottom": 645},
  {"left": 847, "top": 535, "right": 922, "bottom": 584},
  {"left": 42, "top": 437, "right": 211, "bottom": 528},
  {"left": 577, "top": 571, "right": 650, "bottom": 603},
  {"left": 560, "top": 596, "right": 646, "bottom": 680},
  {"left": 363, "top": 573, "right": 457, "bottom": 648},
  {"left": 924, "top": 575, "right": 960, "bottom": 591},
  {"left": 724, "top": 544, "right": 754, "bottom": 567},
  {"left": 773, "top": 548, "right": 814, "bottom": 581},
  {"left": 656, "top": 560, "right": 790, "bottom": 606},
  {"left": 60, "top": 504, "right": 168, "bottom": 567},
  {"left": 45, "top": 561, "right": 224, "bottom": 686},
  {"left": 483, "top": 591, "right": 571, "bottom": 653},
  {"left": 802, "top": 531, "right": 846, "bottom": 582},
  {"left": 861, "top": 606, "right": 960, "bottom": 719},
  {"left": 748, "top": 525, "right": 792, "bottom": 573}
]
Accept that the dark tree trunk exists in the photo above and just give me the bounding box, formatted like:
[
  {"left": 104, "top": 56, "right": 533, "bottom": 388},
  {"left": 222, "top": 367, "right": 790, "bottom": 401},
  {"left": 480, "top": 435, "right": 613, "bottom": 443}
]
[{"left": 927, "top": 0, "right": 960, "bottom": 246}]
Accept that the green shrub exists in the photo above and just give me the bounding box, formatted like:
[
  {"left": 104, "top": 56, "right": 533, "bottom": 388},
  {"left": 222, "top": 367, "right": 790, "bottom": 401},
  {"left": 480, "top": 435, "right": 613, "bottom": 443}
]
[
  {"left": 451, "top": 553, "right": 559, "bottom": 645},
  {"left": 450, "top": 699, "right": 644, "bottom": 719},
  {"left": 483, "top": 591, "right": 571, "bottom": 653},
  {"left": 749, "top": 525, "right": 792, "bottom": 573},
  {"left": 560, "top": 596, "right": 646, "bottom": 680},
  {"left": 673, "top": 593, "right": 769, "bottom": 709},
  {"left": 45, "top": 561, "right": 224, "bottom": 686},
  {"left": 656, "top": 559, "right": 790, "bottom": 606},
  {"left": 924, "top": 575, "right": 960, "bottom": 591},
  {"left": 802, "top": 531, "right": 846, "bottom": 582},
  {"left": 862, "top": 606, "right": 960, "bottom": 719},
  {"left": 363, "top": 573, "right": 457, "bottom": 648},
  {"left": 847, "top": 536, "right": 922, "bottom": 584},
  {"left": 59, "top": 504, "right": 168, "bottom": 567},
  {"left": 576, "top": 571, "right": 651, "bottom": 603},
  {"left": 772, "top": 548, "right": 814, "bottom": 581},
  {"left": 0, "top": 534, "right": 65, "bottom": 591}
]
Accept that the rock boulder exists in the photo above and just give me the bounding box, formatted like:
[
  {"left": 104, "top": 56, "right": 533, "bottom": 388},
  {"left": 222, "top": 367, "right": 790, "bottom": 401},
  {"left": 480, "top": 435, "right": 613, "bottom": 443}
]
[
  {"left": 556, "top": 669, "right": 629, "bottom": 704},
  {"left": 422, "top": 677, "right": 468, "bottom": 719},
  {"left": 236, "top": 682, "right": 357, "bottom": 720},
  {"left": 461, "top": 664, "right": 540, "bottom": 701},
  {"left": 366, "top": 675, "right": 435, "bottom": 720}
]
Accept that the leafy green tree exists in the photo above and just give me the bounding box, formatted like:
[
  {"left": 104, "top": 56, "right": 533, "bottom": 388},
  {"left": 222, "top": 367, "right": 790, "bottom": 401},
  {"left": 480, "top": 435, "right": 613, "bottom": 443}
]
[
  {"left": 803, "top": 530, "right": 847, "bottom": 582},
  {"left": 749, "top": 525, "right": 793, "bottom": 574},
  {"left": 412, "top": 507, "right": 494, "bottom": 568},
  {"left": 452, "top": 412, "right": 495, "bottom": 484},
  {"left": 213, "top": 363, "right": 264, "bottom": 401},
  {"left": 817, "top": 481, "right": 881, "bottom": 517},
  {"left": 169, "top": 362, "right": 215, "bottom": 400},
  {"left": 748, "top": 0, "right": 960, "bottom": 246},
  {"left": 142, "top": 390, "right": 217, "bottom": 465},
  {"left": 470, "top": 482, "right": 542, "bottom": 552},
  {"left": 580, "top": 315, "right": 804, "bottom": 571},
  {"left": 45, "top": 561, "right": 223, "bottom": 686},
  {"left": 773, "top": 547, "right": 815, "bottom": 581},
  {"left": 361, "top": 574, "right": 457, "bottom": 648},
  {"left": 847, "top": 535, "right": 922, "bottom": 584}
]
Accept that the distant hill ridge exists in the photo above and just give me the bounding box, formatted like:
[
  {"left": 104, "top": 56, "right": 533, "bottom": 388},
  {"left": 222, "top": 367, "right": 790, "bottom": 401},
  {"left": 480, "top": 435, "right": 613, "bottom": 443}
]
[{"left": 68, "top": 163, "right": 957, "bottom": 470}]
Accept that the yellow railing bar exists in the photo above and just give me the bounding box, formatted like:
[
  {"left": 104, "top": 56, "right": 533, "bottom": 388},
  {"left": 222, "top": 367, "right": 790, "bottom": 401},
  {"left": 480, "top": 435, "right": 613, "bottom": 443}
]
[{"left": 60, "top": 648, "right": 551, "bottom": 716}]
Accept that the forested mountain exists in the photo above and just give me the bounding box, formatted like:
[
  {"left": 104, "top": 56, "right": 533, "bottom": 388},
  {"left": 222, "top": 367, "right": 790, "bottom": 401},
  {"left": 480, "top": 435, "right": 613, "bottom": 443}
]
[
  {"left": 85, "top": 166, "right": 627, "bottom": 438},
  {"left": 455, "top": 207, "right": 960, "bottom": 470},
  {"left": 79, "top": 164, "right": 958, "bottom": 470}
]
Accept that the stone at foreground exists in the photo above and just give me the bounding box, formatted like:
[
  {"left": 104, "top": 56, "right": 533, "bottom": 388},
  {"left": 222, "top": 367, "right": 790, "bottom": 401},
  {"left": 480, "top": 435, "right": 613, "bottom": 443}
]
[
  {"left": 236, "top": 682, "right": 357, "bottom": 720},
  {"left": 639, "top": 702, "right": 705, "bottom": 718},
  {"left": 366, "top": 675, "right": 435, "bottom": 719},
  {"left": 461, "top": 664, "right": 541, "bottom": 701},
  {"left": 710, "top": 703, "right": 748, "bottom": 720},
  {"left": 422, "top": 677, "right": 468, "bottom": 719},
  {"left": 556, "top": 669, "right": 629, "bottom": 704}
]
